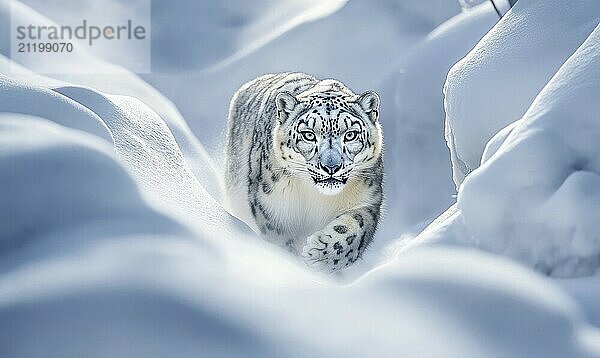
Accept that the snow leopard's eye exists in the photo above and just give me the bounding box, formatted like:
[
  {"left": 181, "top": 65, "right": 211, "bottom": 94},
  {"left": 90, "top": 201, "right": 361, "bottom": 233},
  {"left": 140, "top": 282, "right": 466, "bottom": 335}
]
[
  {"left": 300, "top": 130, "right": 316, "bottom": 142},
  {"left": 344, "top": 130, "right": 359, "bottom": 142}
]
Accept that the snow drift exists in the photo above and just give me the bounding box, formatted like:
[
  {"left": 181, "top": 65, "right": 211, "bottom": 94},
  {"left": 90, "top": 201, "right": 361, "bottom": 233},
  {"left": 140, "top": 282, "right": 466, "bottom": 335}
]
[
  {"left": 444, "top": 0, "right": 600, "bottom": 186},
  {"left": 428, "top": 0, "right": 600, "bottom": 278},
  {"left": 376, "top": 2, "right": 498, "bottom": 236},
  {"left": 458, "top": 22, "right": 600, "bottom": 277}
]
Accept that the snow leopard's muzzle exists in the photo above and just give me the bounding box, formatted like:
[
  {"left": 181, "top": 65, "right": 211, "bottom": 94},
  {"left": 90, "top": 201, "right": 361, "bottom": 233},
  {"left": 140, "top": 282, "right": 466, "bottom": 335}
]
[{"left": 311, "top": 140, "right": 350, "bottom": 195}]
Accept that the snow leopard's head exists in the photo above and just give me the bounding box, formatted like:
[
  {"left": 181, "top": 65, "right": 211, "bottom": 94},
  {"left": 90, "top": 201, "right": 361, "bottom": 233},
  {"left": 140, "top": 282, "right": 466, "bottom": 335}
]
[{"left": 273, "top": 88, "right": 382, "bottom": 196}]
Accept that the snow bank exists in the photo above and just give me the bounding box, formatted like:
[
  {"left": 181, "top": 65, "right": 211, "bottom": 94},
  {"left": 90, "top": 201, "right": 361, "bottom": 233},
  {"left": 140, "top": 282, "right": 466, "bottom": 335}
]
[
  {"left": 375, "top": 2, "right": 497, "bottom": 238},
  {"left": 0, "top": 114, "right": 186, "bottom": 248},
  {"left": 0, "top": 74, "right": 232, "bottom": 235},
  {"left": 429, "top": 0, "right": 600, "bottom": 278},
  {"left": 1, "top": 1, "right": 224, "bottom": 202},
  {"left": 458, "top": 23, "right": 600, "bottom": 277},
  {"left": 444, "top": 0, "right": 600, "bottom": 186},
  {"left": 2, "top": 175, "right": 598, "bottom": 358}
]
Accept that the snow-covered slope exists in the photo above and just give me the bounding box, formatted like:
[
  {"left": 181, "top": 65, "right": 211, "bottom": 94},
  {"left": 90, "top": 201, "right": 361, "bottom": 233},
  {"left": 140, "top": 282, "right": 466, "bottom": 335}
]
[
  {"left": 408, "top": 0, "right": 600, "bottom": 325},
  {"left": 444, "top": 0, "right": 600, "bottom": 186},
  {"left": 0, "top": 0, "right": 224, "bottom": 202},
  {"left": 375, "top": 2, "right": 498, "bottom": 239},
  {"left": 0, "top": 74, "right": 232, "bottom": 235},
  {"left": 423, "top": 0, "right": 600, "bottom": 279},
  {"left": 459, "top": 23, "right": 600, "bottom": 277}
]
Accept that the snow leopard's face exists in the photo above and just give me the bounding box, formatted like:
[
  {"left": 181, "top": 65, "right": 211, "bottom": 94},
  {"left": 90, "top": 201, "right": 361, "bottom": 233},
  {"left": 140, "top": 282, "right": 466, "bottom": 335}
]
[{"left": 273, "top": 90, "right": 382, "bottom": 195}]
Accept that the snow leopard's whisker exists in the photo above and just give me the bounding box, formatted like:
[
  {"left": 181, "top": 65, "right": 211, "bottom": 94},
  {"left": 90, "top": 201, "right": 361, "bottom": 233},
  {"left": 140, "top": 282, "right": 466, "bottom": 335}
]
[
  {"left": 285, "top": 159, "right": 310, "bottom": 167},
  {"left": 284, "top": 166, "right": 312, "bottom": 174}
]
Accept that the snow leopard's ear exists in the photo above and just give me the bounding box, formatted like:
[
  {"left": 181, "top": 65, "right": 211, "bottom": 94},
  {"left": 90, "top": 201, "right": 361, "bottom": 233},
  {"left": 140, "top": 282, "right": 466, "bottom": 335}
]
[
  {"left": 357, "top": 91, "right": 380, "bottom": 123},
  {"left": 275, "top": 91, "right": 298, "bottom": 123}
]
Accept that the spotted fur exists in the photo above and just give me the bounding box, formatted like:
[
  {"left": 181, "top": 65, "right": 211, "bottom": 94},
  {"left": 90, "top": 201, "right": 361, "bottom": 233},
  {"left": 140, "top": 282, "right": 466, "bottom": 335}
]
[{"left": 225, "top": 72, "right": 383, "bottom": 272}]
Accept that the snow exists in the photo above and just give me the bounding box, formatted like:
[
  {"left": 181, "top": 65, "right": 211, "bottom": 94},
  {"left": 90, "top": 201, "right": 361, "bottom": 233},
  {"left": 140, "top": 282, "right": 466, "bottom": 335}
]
[
  {"left": 444, "top": 0, "right": 600, "bottom": 186},
  {"left": 375, "top": 2, "right": 498, "bottom": 238},
  {"left": 2, "top": 0, "right": 600, "bottom": 356},
  {"left": 141, "top": 0, "right": 461, "bottom": 154},
  {"left": 458, "top": 22, "right": 600, "bottom": 277}
]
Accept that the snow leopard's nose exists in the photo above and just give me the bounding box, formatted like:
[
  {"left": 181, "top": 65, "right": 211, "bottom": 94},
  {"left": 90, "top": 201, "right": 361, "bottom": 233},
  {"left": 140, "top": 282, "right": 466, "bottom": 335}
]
[{"left": 319, "top": 148, "right": 342, "bottom": 175}]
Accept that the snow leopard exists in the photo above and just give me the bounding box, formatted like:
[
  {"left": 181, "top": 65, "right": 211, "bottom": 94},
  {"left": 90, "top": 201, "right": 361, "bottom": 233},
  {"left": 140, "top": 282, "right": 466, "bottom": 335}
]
[{"left": 225, "top": 72, "right": 383, "bottom": 272}]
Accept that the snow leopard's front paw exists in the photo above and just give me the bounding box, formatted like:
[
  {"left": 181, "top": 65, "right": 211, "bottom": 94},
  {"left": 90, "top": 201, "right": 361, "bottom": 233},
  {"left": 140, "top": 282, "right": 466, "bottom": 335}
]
[{"left": 302, "top": 221, "right": 362, "bottom": 273}]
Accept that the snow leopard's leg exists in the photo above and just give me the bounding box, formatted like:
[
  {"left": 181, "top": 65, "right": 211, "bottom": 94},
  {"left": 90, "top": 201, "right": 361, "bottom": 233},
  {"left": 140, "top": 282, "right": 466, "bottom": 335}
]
[{"left": 302, "top": 206, "right": 380, "bottom": 272}]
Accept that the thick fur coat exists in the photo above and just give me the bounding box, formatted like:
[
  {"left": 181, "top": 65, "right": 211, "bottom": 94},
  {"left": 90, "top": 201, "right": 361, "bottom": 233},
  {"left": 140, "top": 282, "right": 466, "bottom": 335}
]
[{"left": 225, "top": 72, "right": 383, "bottom": 272}]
